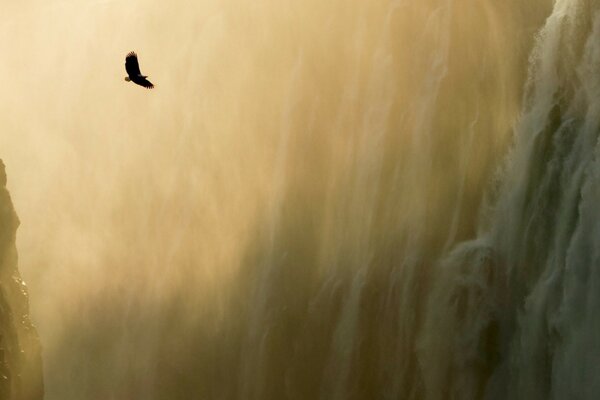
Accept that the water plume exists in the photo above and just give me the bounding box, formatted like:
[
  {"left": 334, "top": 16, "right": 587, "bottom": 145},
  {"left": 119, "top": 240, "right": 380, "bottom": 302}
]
[{"left": 11, "top": 0, "right": 600, "bottom": 399}]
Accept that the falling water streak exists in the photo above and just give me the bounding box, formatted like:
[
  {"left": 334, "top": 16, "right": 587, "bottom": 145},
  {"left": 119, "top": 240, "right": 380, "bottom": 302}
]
[
  {"left": 382, "top": 2, "right": 455, "bottom": 398},
  {"left": 322, "top": 75, "right": 371, "bottom": 400},
  {"left": 320, "top": 15, "right": 399, "bottom": 398},
  {"left": 238, "top": 53, "right": 304, "bottom": 400},
  {"left": 444, "top": 110, "right": 480, "bottom": 253},
  {"left": 408, "top": 0, "right": 453, "bottom": 150}
]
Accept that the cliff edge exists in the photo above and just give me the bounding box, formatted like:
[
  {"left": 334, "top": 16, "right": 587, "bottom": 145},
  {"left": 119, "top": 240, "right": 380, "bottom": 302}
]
[{"left": 0, "top": 160, "right": 43, "bottom": 399}]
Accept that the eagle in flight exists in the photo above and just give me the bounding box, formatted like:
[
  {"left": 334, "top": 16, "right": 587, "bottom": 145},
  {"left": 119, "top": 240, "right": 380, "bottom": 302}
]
[{"left": 124, "top": 51, "right": 154, "bottom": 89}]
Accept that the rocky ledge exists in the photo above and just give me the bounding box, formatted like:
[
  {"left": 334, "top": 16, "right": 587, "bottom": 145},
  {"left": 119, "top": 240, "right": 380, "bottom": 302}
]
[{"left": 0, "top": 160, "right": 43, "bottom": 399}]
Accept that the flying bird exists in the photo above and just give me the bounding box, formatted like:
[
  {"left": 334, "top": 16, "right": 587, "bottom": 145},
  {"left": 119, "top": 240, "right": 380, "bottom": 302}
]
[{"left": 124, "top": 51, "right": 154, "bottom": 89}]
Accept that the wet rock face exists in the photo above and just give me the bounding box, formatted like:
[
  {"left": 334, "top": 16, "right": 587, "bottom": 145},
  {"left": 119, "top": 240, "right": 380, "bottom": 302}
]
[{"left": 0, "top": 160, "right": 43, "bottom": 400}]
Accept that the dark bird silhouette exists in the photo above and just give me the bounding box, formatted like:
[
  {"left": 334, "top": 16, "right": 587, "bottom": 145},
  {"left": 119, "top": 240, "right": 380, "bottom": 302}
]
[{"left": 124, "top": 51, "right": 154, "bottom": 89}]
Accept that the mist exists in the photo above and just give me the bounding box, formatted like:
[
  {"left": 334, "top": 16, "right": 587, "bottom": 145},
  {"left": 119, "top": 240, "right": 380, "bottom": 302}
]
[{"left": 7, "top": 0, "right": 599, "bottom": 399}]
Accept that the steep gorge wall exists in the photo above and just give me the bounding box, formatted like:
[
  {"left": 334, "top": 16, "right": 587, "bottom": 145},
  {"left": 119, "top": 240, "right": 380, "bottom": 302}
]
[{"left": 0, "top": 160, "right": 43, "bottom": 400}]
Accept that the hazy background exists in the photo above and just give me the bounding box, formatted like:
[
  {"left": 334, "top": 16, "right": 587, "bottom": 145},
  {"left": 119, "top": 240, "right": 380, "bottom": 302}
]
[{"left": 0, "top": 0, "right": 556, "bottom": 399}]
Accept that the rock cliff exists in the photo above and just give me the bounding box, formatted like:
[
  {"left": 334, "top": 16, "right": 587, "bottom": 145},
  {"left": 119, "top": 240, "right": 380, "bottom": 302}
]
[{"left": 0, "top": 160, "right": 43, "bottom": 400}]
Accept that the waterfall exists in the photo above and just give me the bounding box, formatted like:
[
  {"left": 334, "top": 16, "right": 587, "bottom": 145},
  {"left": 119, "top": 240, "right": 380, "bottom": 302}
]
[
  {"left": 422, "top": 1, "right": 600, "bottom": 399},
  {"left": 10, "top": 0, "right": 600, "bottom": 399}
]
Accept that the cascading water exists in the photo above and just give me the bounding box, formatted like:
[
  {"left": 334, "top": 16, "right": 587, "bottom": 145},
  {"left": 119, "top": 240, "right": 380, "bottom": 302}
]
[
  {"left": 421, "top": 1, "right": 600, "bottom": 399},
  {"left": 7, "top": 0, "right": 600, "bottom": 399}
]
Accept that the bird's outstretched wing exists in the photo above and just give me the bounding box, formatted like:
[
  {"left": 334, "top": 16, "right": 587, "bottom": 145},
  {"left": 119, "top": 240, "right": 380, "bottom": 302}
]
[
  {"left": 125, "top": 51, "right": 141, "bottom": 76},
  {"left": 133, "top": 76, "right": 154, "bottom": 89}
]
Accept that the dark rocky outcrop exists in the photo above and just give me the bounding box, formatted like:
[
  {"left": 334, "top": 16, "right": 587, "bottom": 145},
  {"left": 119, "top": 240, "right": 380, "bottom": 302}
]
[{"left": 0, "top": 160, "right": 43, "bottom": 400}]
